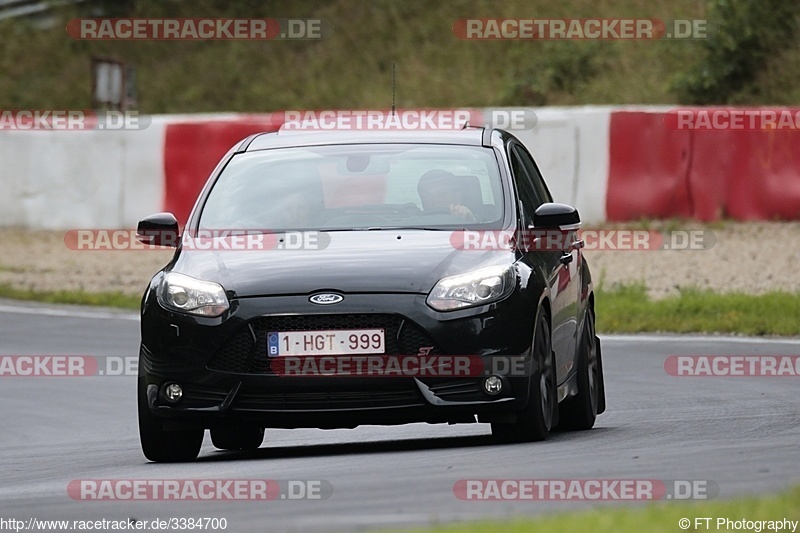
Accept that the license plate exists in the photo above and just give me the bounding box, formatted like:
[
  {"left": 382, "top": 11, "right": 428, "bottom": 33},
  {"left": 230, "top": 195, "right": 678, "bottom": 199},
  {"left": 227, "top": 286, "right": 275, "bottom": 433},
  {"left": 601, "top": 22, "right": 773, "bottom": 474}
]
[{"left": 267, "top": 329, "right": 385, "bottom": 357}]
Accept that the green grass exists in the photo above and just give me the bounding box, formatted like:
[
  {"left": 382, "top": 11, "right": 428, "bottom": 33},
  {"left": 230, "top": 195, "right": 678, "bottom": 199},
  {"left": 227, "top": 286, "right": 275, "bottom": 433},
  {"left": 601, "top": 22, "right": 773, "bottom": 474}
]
[
  {"left": 0, "top": 265, "right": 28, "bottom": 274},
  {"left": 596, "top": 283, "right": 800, "bottom": 336},
  {"left": 0, "top": 284, "right": 140, "bottom": 310},
  {"left": 373, "top": 486, "right": 800, "bottom": 533}
]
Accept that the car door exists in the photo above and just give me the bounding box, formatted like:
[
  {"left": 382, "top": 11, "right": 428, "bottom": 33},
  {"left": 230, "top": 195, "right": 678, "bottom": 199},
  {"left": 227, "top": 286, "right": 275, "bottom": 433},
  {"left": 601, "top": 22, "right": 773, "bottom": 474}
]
[{"left": 508, "top": 141, "right": 580, "bottom": 381}]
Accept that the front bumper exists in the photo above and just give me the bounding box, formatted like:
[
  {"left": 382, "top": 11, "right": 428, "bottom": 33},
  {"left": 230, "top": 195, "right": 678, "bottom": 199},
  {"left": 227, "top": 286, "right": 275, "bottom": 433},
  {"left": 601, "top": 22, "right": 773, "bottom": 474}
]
[{"left": 140, "top": 290, "right": 537, "bottom": 429}]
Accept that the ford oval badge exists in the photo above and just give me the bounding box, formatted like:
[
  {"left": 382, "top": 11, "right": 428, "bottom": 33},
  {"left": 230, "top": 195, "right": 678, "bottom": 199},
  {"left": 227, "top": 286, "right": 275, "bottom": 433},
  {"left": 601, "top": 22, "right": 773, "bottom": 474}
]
[{"left": 309, "top": 293, "right": 344, "bottom": 305}]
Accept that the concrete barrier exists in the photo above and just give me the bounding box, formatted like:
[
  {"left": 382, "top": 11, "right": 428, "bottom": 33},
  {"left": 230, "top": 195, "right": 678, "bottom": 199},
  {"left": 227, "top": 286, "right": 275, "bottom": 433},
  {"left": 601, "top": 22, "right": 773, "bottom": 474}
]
[
  {"left": 513, "top": 106, "right": 611, "bottom": 224},
  {"left": 2, "top": 106, "right": 798, "bottom": 229},
  {"left": 606, "top": 109, "right": 693, "bottom": 221},
  {"left": 163, "top": 114, "right": 282, "bottom": 224},
  {"left": 690, "top": 116, "right": 800, "bottom": 220},
  {"left": 606, "top": 106, "right": 800, "bottom": 221},
  {"left": 0, "top": 121, "right": 165, "bottom": 229}
]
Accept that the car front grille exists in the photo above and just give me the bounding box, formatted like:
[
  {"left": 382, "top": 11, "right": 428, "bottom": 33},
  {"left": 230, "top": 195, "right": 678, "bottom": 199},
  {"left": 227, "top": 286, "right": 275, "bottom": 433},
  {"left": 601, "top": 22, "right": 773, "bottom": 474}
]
[
  {"left": 207, "top": 314, "right": 441, "bottom": 374},
  {"left": 178, "top": 383, "right": 230, "bottom": 408},
  {"left": 235, "top": 386, "right": 424, "bottom": 410},
  {"left": 426, "top": 380, "right": 483, "bottom": 400}
]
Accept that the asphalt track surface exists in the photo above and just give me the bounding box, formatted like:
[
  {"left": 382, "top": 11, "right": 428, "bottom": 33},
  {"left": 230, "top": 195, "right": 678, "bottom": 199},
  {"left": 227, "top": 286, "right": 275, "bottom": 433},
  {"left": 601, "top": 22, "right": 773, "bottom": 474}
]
[{"left": 1, "top": 299, "right": 798, "bottom": 532}]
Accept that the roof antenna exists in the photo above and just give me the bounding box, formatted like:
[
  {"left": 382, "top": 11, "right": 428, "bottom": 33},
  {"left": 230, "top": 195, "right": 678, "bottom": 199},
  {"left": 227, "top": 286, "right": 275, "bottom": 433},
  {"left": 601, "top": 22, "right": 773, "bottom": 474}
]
[{"left": 391, "top": 63, "right": 396, "bottom": 116}]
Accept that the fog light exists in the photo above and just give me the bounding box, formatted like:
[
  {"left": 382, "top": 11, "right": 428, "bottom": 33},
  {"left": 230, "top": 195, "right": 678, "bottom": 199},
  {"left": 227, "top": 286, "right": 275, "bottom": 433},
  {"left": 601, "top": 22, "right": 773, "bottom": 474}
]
[
  {"left": 483, "top": 375, "right": 503, "bottom": 395},
  {"left": 164, "top": 383, "right": 183, "bottom": 403}
]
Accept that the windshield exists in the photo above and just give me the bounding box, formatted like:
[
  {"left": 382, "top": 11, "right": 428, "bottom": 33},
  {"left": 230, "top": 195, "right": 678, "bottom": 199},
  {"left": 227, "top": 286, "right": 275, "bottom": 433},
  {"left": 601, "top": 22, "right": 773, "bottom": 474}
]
[{"left": 198, "top": 144, "right": 505, "bottom": 231}]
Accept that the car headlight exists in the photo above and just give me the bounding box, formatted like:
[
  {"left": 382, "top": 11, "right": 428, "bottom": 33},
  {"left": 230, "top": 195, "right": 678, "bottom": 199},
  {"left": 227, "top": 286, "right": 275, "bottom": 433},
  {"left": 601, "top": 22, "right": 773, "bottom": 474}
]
[
  {"left": 157, "top": 272, "right": 229, "bottom": 317},
  {"left": 427, "top": 265, "right": 516, "bottom": 311}
]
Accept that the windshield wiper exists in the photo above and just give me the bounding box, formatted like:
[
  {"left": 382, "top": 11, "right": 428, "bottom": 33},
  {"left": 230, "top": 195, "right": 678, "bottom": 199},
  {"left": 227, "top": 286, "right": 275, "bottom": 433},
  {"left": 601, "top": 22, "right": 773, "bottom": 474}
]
[
  {"left": 320, "top": 226, "right": 454, "bottom": 232},
  {"left": 363, "top": 226, "right": 448, "bottom": 231}
]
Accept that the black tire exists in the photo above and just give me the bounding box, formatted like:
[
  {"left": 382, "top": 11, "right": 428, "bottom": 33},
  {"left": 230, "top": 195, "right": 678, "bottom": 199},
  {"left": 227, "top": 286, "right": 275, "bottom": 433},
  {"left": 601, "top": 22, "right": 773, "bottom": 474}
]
[
  {"left": 211, "top": 425, "right": 265, "bottom": 451},
  {"left": 138, "top": 378, "right": 204, "bottom": 462},
  {"left": 559, "top": 305, "right": 603, "bottom": 430},
  {"left": 492, "top": 309, "right": 556, "bottom": 443}
]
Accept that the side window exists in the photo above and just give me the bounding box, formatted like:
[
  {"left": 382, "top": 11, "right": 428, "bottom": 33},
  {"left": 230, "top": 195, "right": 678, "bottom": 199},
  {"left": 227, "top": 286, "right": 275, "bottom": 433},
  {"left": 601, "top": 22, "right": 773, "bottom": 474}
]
[
  {"left": 508, "top": 148, "right": 539, "bottom": 227},
  {"left": 511, "top": 144, "right": 552, "bottom": 205}
]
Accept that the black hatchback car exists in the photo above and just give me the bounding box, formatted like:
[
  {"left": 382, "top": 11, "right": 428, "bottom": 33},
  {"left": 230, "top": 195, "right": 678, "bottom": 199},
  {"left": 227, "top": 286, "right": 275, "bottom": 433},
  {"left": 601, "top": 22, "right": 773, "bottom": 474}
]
[{"left": 136, "top": 126, "right": 605, "bottom": 462}]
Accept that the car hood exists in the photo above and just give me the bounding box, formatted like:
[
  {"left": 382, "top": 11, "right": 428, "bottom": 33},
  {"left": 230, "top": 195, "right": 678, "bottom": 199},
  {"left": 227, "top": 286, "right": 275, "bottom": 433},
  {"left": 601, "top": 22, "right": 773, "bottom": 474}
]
[{"left": 169, "top": 230, "right": 514, "bottom": 298}]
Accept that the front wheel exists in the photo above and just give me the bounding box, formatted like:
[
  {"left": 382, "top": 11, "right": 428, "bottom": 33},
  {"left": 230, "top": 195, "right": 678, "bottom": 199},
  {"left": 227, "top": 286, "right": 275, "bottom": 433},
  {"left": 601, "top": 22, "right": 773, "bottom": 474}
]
[
  {"left": 559, "top": 305, "right": 604, "bottom": 430},
  {"left": 138, "top": 378, "right": 204, "bottom": 462},
  {"left": 492, "top": 310, "right": 556, "bottom": 443}
]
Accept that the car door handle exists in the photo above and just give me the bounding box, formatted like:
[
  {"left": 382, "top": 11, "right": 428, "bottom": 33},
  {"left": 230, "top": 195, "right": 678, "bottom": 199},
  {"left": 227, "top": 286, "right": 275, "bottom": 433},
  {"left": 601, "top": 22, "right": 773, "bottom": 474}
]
[{"left": 559, "top": 252, "right": 573, "bottom": 265}]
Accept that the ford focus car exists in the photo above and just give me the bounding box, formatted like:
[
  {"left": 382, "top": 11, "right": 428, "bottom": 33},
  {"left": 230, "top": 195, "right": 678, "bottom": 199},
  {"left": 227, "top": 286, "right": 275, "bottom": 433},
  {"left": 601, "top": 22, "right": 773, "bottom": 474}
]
[{"left": 136, "top": 126, "right": 606, "bottom": 462}]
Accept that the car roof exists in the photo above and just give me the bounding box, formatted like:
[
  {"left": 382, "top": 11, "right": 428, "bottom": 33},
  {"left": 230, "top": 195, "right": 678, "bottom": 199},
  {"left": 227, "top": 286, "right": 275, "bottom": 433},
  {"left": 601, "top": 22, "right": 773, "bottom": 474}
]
[{"left": 243, "top": 127, "right": 491, "bottom": 152}]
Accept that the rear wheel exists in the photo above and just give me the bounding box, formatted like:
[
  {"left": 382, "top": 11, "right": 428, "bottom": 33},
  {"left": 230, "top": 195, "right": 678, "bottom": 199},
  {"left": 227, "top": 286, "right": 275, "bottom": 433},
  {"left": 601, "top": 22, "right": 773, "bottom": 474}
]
[
  {"left": 211, "top": 425, "right": 265, "bottom": 451},
  {"left": 492, "top": 310, "right": 556, "bottom": 443},
  {"left": 138, "top": 378, "right": 204, "bottom": 462},
  {"left": 559, "top": 305, "right": 602, "bottom": 430}
]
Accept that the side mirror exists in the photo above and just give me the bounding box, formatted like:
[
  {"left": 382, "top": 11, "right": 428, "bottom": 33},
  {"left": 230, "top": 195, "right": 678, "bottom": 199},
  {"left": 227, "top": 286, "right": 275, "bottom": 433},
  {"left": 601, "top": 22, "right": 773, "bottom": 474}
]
[
  {"left": 137, "top": 213, "right": 180, "bottom": 247},
  {"left": 532, "top": 203, "right": 581, "bottom": 230}
]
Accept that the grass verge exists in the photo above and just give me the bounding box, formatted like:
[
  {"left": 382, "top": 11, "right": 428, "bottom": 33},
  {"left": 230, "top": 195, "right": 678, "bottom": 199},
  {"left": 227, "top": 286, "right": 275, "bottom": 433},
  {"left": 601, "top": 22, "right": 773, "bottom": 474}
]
[
  {"left": 0, "top": 284, "right": 140, "bottom": 310},
  {"left": 596, "top": 284, "right": 800, "bottom": 336},
  {"left": 373, "top": 486, "right": 800, "bottom": 533}
]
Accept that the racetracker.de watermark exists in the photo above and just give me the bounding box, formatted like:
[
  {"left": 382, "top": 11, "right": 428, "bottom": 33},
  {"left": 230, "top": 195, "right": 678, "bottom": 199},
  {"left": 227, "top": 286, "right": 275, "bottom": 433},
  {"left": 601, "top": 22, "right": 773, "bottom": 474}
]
[
  {"left": 452, "top": 18, "right": 716, "bottom": 40},
  {"left": 0, "top": 110, "right": 148, "bottom": 131},
  {"left": 454, "top": 479, "right": 719, "bottom": 500},
  {"left": 64, "top": 228, "right": 715, "bottom": 252},
  {"left": 67, "top": 18, "right": 332, "bottom": 40},
  {"left": 68, "top": 479, "right": 332, "bottom": 500},
  {"left": 665, "top": 356, "right": 800, "bottom": 377},
  {"left": 451, "top": 229, "right": 715, "bottom": 251},
  {"left": 278, "top": 108, "right": 537, "bottom": 131},
  {"left": 64, "top": 230, "right": 330, "bottom": 251},
  {"left": 270, "top": 354, "right": 528, "bottom": 377},
  {"left": 666, "top": 108, "right": 800, "bottom": 131},
  {"left": 0, "top": 356, "right": 138, "bottom": 377},
  {"left": 0, "top": 355, "right": 532, "bottom": 378}
]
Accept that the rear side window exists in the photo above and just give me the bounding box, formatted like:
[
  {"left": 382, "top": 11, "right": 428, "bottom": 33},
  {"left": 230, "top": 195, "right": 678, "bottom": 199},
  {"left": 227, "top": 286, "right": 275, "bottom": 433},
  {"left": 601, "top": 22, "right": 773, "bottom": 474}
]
[
  {"left": 509, "top": 143, "right": 550, "bottom": 227},
  {"left": 510, "top": 143, "right": 552, "bottom": 206},
  {"left": 509, "top": 150, "right": 538, "bottom": 227}
]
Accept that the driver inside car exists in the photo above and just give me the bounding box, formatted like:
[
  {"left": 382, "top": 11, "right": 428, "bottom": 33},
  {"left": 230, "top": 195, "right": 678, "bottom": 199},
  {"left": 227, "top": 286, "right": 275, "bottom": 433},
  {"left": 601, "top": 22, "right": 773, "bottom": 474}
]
[{"left": 417, "top": 169, "right": 477, "bottom": 222}]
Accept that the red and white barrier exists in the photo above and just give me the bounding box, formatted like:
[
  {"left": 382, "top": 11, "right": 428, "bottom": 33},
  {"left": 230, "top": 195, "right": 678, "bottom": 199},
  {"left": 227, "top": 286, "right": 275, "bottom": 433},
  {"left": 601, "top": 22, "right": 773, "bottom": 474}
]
[
  {"left": 1, "top": 106, "right": 798, "bottom": 229},
  {"left": 608, "top": 107, "right": 800, "bottom": 221}
]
